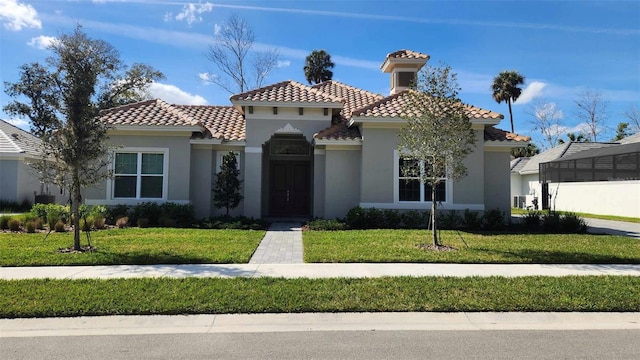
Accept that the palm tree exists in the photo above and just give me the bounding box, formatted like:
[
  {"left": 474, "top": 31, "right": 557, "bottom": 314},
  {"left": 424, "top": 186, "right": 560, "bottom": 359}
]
[
  {"left": 491, "top": 70, "right": 525, "bottom": 133},
  {"left": 303, "top": 49, "right": 334, "bottom": 85},
  {"left": 557, "top": 132, "right": 587, "bottom": 145}
]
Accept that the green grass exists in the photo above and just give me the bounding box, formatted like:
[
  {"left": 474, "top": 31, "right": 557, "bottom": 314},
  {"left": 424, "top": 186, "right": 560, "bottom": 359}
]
[
  {"left": 511, "top": 208, "right": 640, "bottom": 223},
  {"left": 303, "top": 230, "right": 640, "bottom": 263},
  {"left": 0, "top": 228, "right": 265, "bottom": 266},
  {"left": 1, "top": 276, "right": 638, "bottom": 318}
]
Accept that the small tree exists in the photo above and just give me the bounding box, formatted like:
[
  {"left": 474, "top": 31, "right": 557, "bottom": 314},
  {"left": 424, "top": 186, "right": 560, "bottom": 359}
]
[
  {"left": 622, "top": 104, "right": 640, "bottom": 133},
  {"left": 213, "top": 152, "right": 243, "bottom": 216},
  {"left": 399, "top": 63, "right": 476, "bottom": 247},
  {"left": 303, "top": 49, "right": 335, "bottom": 85},
  {"left": 612, "top": 122, "right": 631, "bottom": 141},
  {"left": 557, "top": 132, "right": 588, "bottom": 145},
  {"left": 3, "top": 26, "right": 162, "bottom": 251},
  {"left": 511, "top": 142, "right": 540, "bottom": 158},
  {"left": 527, "top": 99, "right": 564, "bottom": 150}
]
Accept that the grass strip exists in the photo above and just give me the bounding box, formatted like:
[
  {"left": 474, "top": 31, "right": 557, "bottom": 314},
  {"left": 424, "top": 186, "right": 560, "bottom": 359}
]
[
  {"left": 303, "top": 230, "right": 640, "bottom": 263},
  {"left": 0, "top": 228, "right": 265, "bottom": 266},
  {"left": 1, "top": 276, "right": 638, "bottom": 318},
  {"left": 511, "top": 208, "right": 640, "bottom": 223}
]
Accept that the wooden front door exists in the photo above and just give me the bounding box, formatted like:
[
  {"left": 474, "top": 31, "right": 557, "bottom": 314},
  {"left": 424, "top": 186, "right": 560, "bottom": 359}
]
[{"left": 269, "top": 161, "right": 310, "bottom": 216}]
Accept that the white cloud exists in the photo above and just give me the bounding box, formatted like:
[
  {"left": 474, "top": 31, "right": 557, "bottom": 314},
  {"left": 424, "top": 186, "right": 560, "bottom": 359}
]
[
  {"left": 147, "top": 82, "right": 208, "bottom": 105},
  {"left": 0, "top": 0, "right": 41, "bottom": 31},
  {"left": 276, "top": 60, "right": 290, "bottom": 68},
  {"left": 27, "top": 35, "right": 58, "bottom": 50},
  {"left": 515, "top": 81, "right": 547, "bottom": 105},
  {"left": 6, "top": 118, "right": 29, "bottom": 130},
  {"left": 175, "top": 2, "right": 214, "bottom": 25}
]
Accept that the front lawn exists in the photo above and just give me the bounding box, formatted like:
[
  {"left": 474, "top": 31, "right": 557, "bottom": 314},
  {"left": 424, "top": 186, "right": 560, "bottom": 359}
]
[
  {"left": 1, "top": 276, "right": 638, "bottom": 318},
  {"left": 303, "top": 230, "right": 640, "bottom": 263},
  {"left": 0, "top": 228, "right": 265, "bottom": 266},
  {"left": 511, "top": 208, "right": 640, "bottom": 224}
]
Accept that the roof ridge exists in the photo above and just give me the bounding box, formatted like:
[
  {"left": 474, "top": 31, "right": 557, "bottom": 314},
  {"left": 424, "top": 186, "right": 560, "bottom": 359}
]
[
  {"left": 289, "top": 80, "right": 344, "bottom": 103},
  {"left": 351, "top": 90, "right": 411, "bottom": 116},
  {"left": 312, "top": 80, "right": 384, "bottom": 99},
  {"left": 155, "top": 99, "right": 200, "bottom": 126},
  {"left": 99, "top": 98, "right": 160, "bottom": 115}
]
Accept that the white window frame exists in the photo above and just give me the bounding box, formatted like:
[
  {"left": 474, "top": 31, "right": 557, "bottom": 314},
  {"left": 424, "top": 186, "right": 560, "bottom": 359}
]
[
  {"left": 393, "top": 150, "right": 452, "bottom": 204},
  {"left": 108, "top": 147, "right": 169, "bottom": 201}
]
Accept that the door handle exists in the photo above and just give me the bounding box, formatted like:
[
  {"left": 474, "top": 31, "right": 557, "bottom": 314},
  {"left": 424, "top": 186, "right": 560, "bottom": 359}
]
[{"left": 286, "top": 190, "right": 290, "bottom": 202}]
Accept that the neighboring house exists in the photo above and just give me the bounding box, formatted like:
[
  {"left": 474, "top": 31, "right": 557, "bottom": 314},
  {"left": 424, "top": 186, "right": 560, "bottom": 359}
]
[
  {"left": 511, "top": 133, "right": 640, "bottom": 217},
  {"left": 0, "top": 120, "right": 61, "bottom": 205},
  {"left": 85, "top": 50, "right": 529, "bottom": 219}
]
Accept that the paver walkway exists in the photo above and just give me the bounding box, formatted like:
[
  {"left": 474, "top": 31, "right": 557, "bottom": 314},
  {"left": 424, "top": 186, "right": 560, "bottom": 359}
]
[{"left": 248, "top": 222, "right": 304, "bottom": 264}]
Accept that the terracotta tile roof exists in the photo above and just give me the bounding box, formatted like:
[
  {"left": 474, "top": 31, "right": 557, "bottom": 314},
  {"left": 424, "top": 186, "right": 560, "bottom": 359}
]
[
  {"left": 100, "top": 99, "right": 200, "bottom": 127},
  {"left": 176, "top": 105, "right": 245, "bottom": 141},
  {"left": 351, "top": 90, "right": 504, "bottom": 120},
  {"left": 385, "top": 49, "right": 430, "bottom": 60},
  {"left": 312, "top": 81, "right": 383, "bottom": 120},
  {"left": 0, "top": 119, "right": 42, "bottom": 156},
  {"left": 484, "top": 126, "right": 531, "bottom": 142},
  {"left": 230, "top": 80, "right": 343, "bottom": 105},
  {"left": 314, "top": 116, "right": 362, "bottom": 141}
]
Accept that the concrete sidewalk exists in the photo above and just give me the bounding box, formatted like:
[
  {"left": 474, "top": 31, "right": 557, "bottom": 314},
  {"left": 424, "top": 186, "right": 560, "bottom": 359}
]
[
  {"left": 2, "top": 263, "right": 640, "bottom": 280},
  {"left": 2, "top": 312, "right": 639, "bottom": 337}
]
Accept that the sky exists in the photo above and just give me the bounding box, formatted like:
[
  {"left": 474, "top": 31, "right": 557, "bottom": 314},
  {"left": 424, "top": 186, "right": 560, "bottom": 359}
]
[{"left": 1, "top": 0, "right": 638, "bottom": 149}]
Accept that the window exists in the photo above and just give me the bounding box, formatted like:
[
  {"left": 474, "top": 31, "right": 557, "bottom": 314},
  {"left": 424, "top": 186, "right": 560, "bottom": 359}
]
[
  {"left": 397, "top": 155, "right": 447, "bottom": 202},
  {"left": 113, "top": 151, "right": 166, "bottom": 199},
  {"left": 397, "top": 72, "right": 416, "bottom": 87}
]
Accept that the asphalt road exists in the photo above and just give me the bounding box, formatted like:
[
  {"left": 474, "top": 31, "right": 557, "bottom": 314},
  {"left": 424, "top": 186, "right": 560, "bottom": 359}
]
[{"left": 2, "top": 330, "right": 639, "bottom": 360}]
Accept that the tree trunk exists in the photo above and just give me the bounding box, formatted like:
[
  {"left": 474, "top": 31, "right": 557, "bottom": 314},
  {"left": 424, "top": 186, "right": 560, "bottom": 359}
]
[
  {"left": 508, "top": 99, "right": 515, "bottom": 133},
  {"left": 431, "top": 184, "right": 438, "bottom": 247},
  {"left": 72, "top": 170, "right": 82, "bottom": 251}
]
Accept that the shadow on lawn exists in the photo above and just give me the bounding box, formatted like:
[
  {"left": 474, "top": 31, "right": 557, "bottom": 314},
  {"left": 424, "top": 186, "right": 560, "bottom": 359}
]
[
  {"left": 470, "top": 247, "right": 640, "bottom": 264},
  {"left": 87, "top": 251, "right": 244, "bottom": 266}
]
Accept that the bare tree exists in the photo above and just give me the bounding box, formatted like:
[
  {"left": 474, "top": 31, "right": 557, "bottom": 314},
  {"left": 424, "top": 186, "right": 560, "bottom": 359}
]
[
  {"left": 206, "top": 14, "right": 280, "bottom": 93},
  {"left": 574, "top": 89, "right": 609, "bottom": 142},
  {"left": 527, "top": 99, "right": 564, "bottom": 150},
  {"left": 622, "top": 104, "right": 640, "bottom": 133}
]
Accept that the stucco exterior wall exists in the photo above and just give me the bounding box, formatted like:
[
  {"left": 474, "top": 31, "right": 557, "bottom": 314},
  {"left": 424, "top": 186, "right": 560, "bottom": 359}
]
[
  {"left": 546, "top": 180, "right": 640, "bottom": 218},
  {"left": 313, "top": 150, "right": 326, "bottom": 218},
  {"left": 360, "top": 126, "right": 395, "bottom": 203},
  {"left": 244, "top": 150, "right": 262, "bottom": 218},
  {"left": 452, "top": 130, "right": 485, "bottom": 206},
  {"left": 85, "top": 133, "right": 192, "bottom": 205},
  {"left": 324, "top": 148, "right": 361, "bottom": 219},
  {"left": 244, "top": 108, "right": 331, "bottom": 147},
  {"left": 0, "top": 159, "right": 19, "bottom": 202},
  {"left": 484, "top": 150, "right": 511, "bottom": 213},
  {"left": 190, "top": 148, "right": 213, "bottom": 219}
]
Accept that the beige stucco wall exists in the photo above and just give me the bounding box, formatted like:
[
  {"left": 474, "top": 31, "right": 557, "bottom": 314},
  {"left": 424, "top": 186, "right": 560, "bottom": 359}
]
[
  {"left": 85, "top": 132, "right": 192, "bottom": 205},
  {"left": 244, "top": 107, "right": 332, "bottom": 147},
  {"left": 313, "top": 150, "right": 326, "bottom": 218},
  {"left": 0, "top": 159, "right": 19, "bottom": 202},
  {"left": 244, "top": 151, "right": 262, "bottom": 218},
  {"left": 452, "top": 130, "right": 484, "bottom": 206},
  {"left": 360, "top": 126, "right": 396, "bottom": 203},
  {"left": 1, "top": 159, "right": 63, "bottom": 205},
  {"left": 190, "top": 148, "right": 213, "bottom": 219},
  {"left": 484, "top": 150, "right": 511, "bottom": 213},
  {"left": 324, "top": 148, "right": 361, "bottom": 219}
]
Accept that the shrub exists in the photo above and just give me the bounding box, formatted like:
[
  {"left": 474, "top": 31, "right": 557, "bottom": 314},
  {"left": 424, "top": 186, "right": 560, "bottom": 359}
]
[
  {"left": 8, "top": 218, "right": 21, "bottom": 232},
  {"left": 107, "top": 205, "right": 130, "bottom": 225},
  {"left": 401, "top": 210, "right": 425, "bottom": 229},
  {"left": 31, "top": 203, "right": 69, "bottom": 229},
  {"left": 307, "top": 218, "right": 347, "bottom": 231},
  {"left": 560, "top": 213, "right": 588, "bottom": 233},
  {"left": 158, "top": 215, "right": 176, "bottom": 228},
  {"left": 198, "top": 216, "right": 269, "bottom": 230},
  {"left": 522, "top": 210, "right": 541, "bottom": 230},
  {"left": 54, "top": 220, "right": 66, "bottom": 232},
  {"left": 79, "top": 216, "right": 93, "bottom": 231},
  {"left": 382, "top": 209, "right": 401, "bottom": 229},
  {"left": 345, "top": 206, "right": 366, "bottom": 229},
  {"left": 132, "top": 202, "right": 161, "bottom": 226},
  {"left": 438, "top": 210, "right": 461, "bottom": 230},
  {"left": 35, "top": 218, "right": 44, "bottom": 230},
  {"left": 482, "top": 209, "right": 505, "bottom": 231},
  {"left": 25, "top": 221, "right": 36, "bottom": 233},
  {"left": 115, "top": 216, "right": 129, "bottom": 229},
  {"left": 0, "top": 215, "right": 10, "bottom": 230},
  {"left": 364, "top": 208, "right": 384, "bottom": 229},
  {"left": 159, "top": 202, "right": 193, "bottom": 228},
  {"left": 89, "top": 205, "right": 108, "bottom": 218},
  {"left": 93, "top": 217, "right": 106, "bottom": 230},
  {"left": 137, "top": 217, "right": 150, "bottom": 228},
  {"left": 542, "top": 211, "right": 562, "bottom": 233},
  {"left": 462, "top": 209, "right": 482, "bottom": 230},
  {"left": 0, "top": 199, "right": 31, "bottom": 213}
]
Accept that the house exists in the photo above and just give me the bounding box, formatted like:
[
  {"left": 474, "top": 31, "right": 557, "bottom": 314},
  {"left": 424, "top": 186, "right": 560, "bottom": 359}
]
[
  {"left": 511, "top": 133, "right": 640, "bottom": 217},
  {"left": 0, "top": 119, "right": 61, "bottom": 205},
  {"left": 85, "top": 50, "right": 529, "bottom": 219}
]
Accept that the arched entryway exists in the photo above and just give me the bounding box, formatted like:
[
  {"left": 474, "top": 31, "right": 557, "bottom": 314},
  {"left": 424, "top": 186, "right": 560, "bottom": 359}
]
[{"left": 263, "top": 134, "right": 312, "bottom": 217}]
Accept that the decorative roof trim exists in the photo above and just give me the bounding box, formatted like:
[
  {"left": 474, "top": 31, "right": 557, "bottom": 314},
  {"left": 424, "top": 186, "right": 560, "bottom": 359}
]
[
  {"left": 275, "top": 123, "right": 303, "bottom": 134},
  {"left": 314, "top": 138, "right": 362, "bottom": 146}
]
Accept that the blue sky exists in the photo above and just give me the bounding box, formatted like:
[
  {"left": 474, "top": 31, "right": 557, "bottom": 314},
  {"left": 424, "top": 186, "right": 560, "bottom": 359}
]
[{"left": 1, "top": 0, "right": 638, "bottom": 148}]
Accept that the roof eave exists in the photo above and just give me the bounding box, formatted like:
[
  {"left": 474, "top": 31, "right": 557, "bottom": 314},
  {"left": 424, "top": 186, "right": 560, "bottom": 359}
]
[
  {"left": 314, "top": 138, "right": 362, "bottom": 146},
  {"left": 230, "top": 100, "right": 343, "bottom": 108}
]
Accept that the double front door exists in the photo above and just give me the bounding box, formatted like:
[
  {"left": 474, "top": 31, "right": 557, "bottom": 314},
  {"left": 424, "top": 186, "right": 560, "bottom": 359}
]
[{"left": 269, "top": 161, "right": 310, "bottom": 216}]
